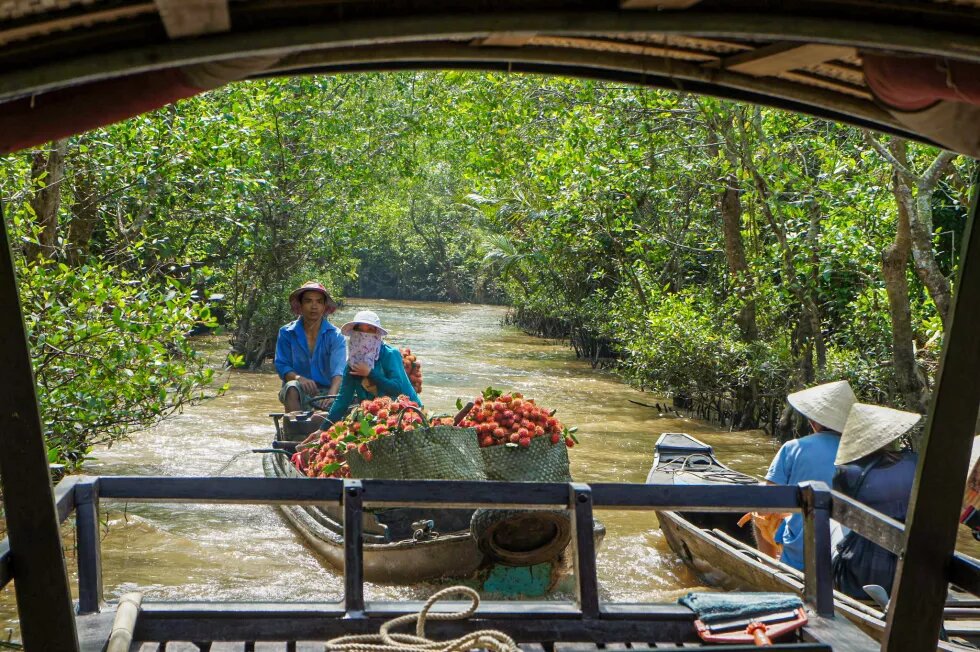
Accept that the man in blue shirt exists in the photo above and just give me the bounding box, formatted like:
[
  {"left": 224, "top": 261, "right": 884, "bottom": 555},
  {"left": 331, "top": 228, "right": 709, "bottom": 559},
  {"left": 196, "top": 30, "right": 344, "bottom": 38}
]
[
  {"left": 761, "top": 380, "right": 856, "bottom": 570},
  {"left": 274, "top": 281, "right": 347, "bottom": 412}
]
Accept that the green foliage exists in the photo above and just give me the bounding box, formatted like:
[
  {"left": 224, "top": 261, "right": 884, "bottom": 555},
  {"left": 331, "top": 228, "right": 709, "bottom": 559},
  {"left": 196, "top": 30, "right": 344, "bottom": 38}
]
[
  {"left": 2, "top": 70, "right": 970, "bottom": 448},
  {"left": 16, "top": 258, "right": 219, "bottom": 468}
]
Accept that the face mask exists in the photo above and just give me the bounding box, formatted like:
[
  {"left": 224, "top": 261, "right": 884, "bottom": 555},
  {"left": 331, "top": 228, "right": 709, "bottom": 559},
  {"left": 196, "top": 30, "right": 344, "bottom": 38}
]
[{"left": 348, "top": 331, "right": 383, "bottom": 370}]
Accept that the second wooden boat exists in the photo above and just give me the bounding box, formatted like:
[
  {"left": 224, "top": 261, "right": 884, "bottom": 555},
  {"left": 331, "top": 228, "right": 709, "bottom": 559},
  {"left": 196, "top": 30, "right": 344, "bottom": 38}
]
[{"left": 649, "top": 433, "right": 980, "bottom": 648}]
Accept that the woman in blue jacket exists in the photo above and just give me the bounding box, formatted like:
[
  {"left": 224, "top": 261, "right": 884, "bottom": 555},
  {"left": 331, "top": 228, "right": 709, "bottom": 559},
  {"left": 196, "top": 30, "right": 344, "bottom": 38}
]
[
  {"left": 832, "top": 403, "right": 921, "bottom": 600},
  {"left": 326, "top": 310, "right": 421, "bottom": 424}
]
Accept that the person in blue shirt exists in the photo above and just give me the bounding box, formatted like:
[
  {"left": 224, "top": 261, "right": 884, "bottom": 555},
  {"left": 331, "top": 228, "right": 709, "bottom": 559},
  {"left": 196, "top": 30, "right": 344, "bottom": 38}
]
[
  {"left": 760, "top": 380, "right": 856, "bottom": 570},
  {"left": 326, "top": 310, "right": 421, "bottom": 424},
  {"left": 274, "top": 281, "right": 347, "bottom": 412}
]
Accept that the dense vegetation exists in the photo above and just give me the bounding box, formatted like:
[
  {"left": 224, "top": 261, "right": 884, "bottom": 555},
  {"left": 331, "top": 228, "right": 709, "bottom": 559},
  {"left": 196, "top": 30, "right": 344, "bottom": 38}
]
[{"left": 2, "top": 72, "right": 973, "bottom": 464}]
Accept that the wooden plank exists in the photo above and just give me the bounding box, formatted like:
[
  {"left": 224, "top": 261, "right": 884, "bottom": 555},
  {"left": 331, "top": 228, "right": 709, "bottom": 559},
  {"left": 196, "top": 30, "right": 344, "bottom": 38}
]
[
  {"left": 210, "top": 644, "right": 246, "bottom": 651},
  {"left": 885, "top": 173, "right": 980, "bottom": 650},
  {"left": 571, "top": 483, "right": 599, "bottom": 618},
  {"left": 830, "top": 489, "right": 904, "bottom": 554},
  {"left": 722, "top": 43, "right": 857, "bottom": 76},
  {"left": 0, "top": 195, "right": 79, "bottom": 649},
  {"left": 0, "top": 4, "right": 156, "bottom": 47},
  {"left": 154, "top": 0, "right": 230, "bottom": 39},
  {"left": 520, "top": 644, "right": 547, "bottom": 652},
  {"left": 620, "top": 0, "right": 703, "bottom": 9},
  {"left": 0, "top": 539, "right": 10, "bottom": 588},
  {"left": 343, "top": 479, "right": 364, "bottom": 614},
  {"left": 800, "top": 612, "right": 877, "bottom": 650},
  {"left": 476, "top": 33, "right": 536, "bottom": 47}
]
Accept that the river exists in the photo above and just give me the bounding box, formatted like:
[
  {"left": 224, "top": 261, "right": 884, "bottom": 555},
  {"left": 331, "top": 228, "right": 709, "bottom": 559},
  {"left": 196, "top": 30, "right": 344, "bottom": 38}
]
[{"left": 2, "top": 299, "right": 975, "bottom": 635}]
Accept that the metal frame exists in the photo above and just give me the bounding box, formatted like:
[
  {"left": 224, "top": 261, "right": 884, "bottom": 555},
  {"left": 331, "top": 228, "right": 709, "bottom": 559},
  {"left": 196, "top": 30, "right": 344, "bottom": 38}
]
[{"left": 44, "top": 476, "right": 837, "bottom": 645}]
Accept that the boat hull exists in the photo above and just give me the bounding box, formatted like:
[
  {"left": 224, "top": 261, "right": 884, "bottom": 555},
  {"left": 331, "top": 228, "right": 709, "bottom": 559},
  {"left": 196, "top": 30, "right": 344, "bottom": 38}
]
[{"left": 263, "top": 451, "right": 484, "bottom": 584}]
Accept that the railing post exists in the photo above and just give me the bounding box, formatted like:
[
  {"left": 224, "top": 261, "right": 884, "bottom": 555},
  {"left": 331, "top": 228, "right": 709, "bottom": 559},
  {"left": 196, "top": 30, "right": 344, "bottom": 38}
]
[
  {"left": 75, "top": 477, "right": 103, "bottom": 614},
  {"left": 885, "top": 170, "right": 980, "bottom": 651},
  {"left": 0, "top": 195, "right": 79, "bottom": 647},
  {"left": 800, "top": 481, "right": 834, "bottom": 617},
  {"left": 343, "top": 479, "right": 364, "bottom": 615},
  {"left": 570, "top": 482, "right": 599, "bottom": 618}
]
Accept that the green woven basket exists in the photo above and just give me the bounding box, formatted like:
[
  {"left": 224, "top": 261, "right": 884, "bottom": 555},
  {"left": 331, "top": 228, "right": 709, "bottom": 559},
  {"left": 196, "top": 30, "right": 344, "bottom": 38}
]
[
  {"left": 345, "top": 408, "right": 486, "bottom": 481},
  {"left": 480, "top": 435, "right": 572, "bottom": 482}
]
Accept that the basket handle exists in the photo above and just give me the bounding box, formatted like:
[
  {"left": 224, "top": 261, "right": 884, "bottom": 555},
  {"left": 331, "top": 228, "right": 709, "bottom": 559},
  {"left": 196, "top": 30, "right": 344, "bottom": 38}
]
[{"left": 394, "top": 405, "right": 430, "bottom": 430}]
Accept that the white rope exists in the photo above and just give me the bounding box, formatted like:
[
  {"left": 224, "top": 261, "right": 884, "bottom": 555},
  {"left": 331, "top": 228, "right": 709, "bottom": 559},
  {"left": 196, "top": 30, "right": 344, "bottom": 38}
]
[{"left": 324, "top": 586, "right": 519, "bottom": 652}]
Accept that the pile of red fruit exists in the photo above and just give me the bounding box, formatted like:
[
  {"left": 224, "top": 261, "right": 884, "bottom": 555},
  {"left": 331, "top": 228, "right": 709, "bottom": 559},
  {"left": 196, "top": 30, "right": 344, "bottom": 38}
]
[
  {"left": 292, "top": 395, "right": 448, "bottom": 478},
  {"left": 457, "top": 387, "right": 578, "bottom": 449},
  {"left": 401, "top": 347, "right": 423, "bottom": 394}
]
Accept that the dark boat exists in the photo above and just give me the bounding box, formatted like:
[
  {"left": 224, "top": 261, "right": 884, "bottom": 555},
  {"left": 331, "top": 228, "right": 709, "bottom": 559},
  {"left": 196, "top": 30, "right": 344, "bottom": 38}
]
[
  {"left": 262, "top": 411, "right": 605, "bottom": 593},
  {"left": 649, "top": 433, "right": 980, "bottom": 648}
]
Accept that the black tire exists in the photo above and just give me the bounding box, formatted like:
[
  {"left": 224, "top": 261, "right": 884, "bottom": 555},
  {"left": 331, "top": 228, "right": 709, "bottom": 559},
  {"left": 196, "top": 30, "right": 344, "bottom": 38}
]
[{"left": 470, "top": 508, "right": 572, "bottom": 566}]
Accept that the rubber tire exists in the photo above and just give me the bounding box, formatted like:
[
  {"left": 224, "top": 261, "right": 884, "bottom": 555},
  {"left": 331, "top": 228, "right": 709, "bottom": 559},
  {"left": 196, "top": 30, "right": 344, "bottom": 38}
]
[{"left": 470, "top": 508, "right": 572, "bottom": 566}]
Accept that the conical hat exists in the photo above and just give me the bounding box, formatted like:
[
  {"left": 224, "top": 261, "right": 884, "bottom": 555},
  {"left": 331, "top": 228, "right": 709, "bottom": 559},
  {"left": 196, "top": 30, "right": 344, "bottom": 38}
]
[
  {"left": 786, "top": 380, "right": 856, "bottom": 433},
  {"left": 835, "top": 403, "right": 922, "bottom": 465}
]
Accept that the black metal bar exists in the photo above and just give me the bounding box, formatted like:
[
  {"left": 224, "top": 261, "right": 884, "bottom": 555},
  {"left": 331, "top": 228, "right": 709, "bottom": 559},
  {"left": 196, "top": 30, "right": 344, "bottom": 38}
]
[
  {"left": 0, "top": 193, "right": 79, "bottom": 648},
  {"left": 134, "top": 611, "right": 698, "bottom": 644},
  {"left": 97, "top": 476, "right": 345, "bottom": 504},
  {"left": 800, "top": 482, "right": 834, "bottom": 617},
  {"left": 884, "top": 171, "right": 980, "bottom": 651},
  {"left": 343, "top": 479, "right": 364, "bottom": 614},
  {"left": 55, "top": 474, "right": 81, "bottom": 523},
  {"left": 950, "top": 553, "right": 980, "bottom": 596},
  {"left": 95, "top": 476, "right": 803, "bottom": 511},
  {"left": 0, "top": 539, "right": 11, "bottom": 588},
  {"left": 75, "top": 478, "right": 103, "bottom": 614},
  {"left": 830, "top": 489, "right": 904, "bottom": 555},
  {"left": 570, "top": 483, "right": 599, "bottom": 618}
]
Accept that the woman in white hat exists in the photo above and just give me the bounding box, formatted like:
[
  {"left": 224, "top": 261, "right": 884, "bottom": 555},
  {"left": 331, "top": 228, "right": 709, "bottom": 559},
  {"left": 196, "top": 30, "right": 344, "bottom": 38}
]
[
  {"left": 832, "top": 403, "right": 921, "bottom": 600},
  {"left": 325, "top": 310, "right": 422, "bottom": 424},
  {"left": 757, "top": 380, "right": 856, "bottom": 570}
]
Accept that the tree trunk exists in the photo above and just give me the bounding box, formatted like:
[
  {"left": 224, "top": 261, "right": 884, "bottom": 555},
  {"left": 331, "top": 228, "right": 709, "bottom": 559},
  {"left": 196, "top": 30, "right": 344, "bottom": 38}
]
[
  {"left": 910, "top": 179, "right": 953, "bottom": 325},
  {"left": 67, "top": 161, "right": 100, "bottom": 266},
  {"left": 883, "top": 169, "right": 928, "bottom": 412},
  {"left": 25, "top": 139, "right": 68, "bottom": 260}
]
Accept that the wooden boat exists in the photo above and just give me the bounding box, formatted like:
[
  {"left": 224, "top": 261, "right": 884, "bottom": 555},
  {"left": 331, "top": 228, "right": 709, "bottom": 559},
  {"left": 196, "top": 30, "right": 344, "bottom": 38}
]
[
  {"left": 262, "top": 412, "right": 605, "bottom": 592},
  {"left": 649, "top": 433, "right": 980, "bottom": 648}
]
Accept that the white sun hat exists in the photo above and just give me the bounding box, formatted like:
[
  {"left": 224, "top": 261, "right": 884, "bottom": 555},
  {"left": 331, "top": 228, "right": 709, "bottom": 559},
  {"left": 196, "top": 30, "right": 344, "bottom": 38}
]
[
  {"left": 340, "top": 310, "right": 389, "bottom": 337},
  {"left": 786, "top": 380, "right": 857, "bottom": 433},
  {"left": 835, "top": 403, "right": 922, "bottom": 465}
]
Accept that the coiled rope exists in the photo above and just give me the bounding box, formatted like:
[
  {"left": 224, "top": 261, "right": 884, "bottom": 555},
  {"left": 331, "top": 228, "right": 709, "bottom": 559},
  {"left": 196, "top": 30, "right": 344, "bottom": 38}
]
[{"left": 324, "top": 586, "right": 518, "bottom": 652}]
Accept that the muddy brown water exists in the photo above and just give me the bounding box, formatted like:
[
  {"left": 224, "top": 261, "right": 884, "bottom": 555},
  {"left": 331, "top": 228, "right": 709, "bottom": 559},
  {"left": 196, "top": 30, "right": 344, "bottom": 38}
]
[{"left": 1, "top": 299, "right": 977, "bottom": 635}]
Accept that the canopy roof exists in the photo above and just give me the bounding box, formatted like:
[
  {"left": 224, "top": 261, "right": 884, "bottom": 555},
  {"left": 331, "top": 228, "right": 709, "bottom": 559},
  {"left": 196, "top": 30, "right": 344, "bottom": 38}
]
[{"left": 1, "top": 0, "right": 979, "bottom": 154}]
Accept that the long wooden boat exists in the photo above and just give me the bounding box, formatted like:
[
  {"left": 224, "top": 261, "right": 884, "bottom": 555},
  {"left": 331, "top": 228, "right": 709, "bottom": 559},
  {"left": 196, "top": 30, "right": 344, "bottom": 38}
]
[
  {"left": 649, "top": 433, "right": 980, "bottom": 648},
  {"left": 263, "top": 412, "right": 605, "bottom": 592}
]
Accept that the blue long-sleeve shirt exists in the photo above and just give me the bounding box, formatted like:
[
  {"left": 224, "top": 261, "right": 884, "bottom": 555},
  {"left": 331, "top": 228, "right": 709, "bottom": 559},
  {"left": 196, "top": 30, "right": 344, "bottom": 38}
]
[
  {"left": 327, "top": 343, "right": 422, "bottom": 422},
  {"left": 274, "top": 318, "right": 347, "bottom": 386}
]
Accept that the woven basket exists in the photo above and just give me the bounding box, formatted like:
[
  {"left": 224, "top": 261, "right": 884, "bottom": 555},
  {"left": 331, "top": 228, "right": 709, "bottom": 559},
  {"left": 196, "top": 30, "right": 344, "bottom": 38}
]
[
  {"left": 345, "top": 408, "right": 486, "bottom": 480},
  {"left": 480, "top": 435, "right": 571, "bottom": 482}
]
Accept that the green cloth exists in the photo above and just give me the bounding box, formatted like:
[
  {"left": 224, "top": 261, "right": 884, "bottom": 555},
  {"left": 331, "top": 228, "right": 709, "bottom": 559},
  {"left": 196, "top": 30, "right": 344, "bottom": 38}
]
[
  {"left": 327, "top": 344, "right": 421, "bottom": 423},
  {"left": 678, "top": 592, "right": 803, "bottom": 623}
]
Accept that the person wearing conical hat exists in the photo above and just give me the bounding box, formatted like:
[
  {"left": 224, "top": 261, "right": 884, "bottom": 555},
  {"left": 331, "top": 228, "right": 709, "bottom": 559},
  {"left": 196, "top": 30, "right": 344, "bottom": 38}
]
[
  {"left": 759, "top": 380, "right": 857, "bottom": 571},
  {"left": 275, "top": 281, "right": 346, "bottom": 412},
  {"left": 832, "top": 403, "right": 921, "bottom": 600}
]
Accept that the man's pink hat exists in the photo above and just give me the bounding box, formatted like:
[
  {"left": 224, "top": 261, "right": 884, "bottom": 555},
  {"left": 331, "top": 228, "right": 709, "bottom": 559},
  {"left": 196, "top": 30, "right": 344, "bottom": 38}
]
[{"left": 288, "top": 281, "right": 338, "bottom": 316}]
